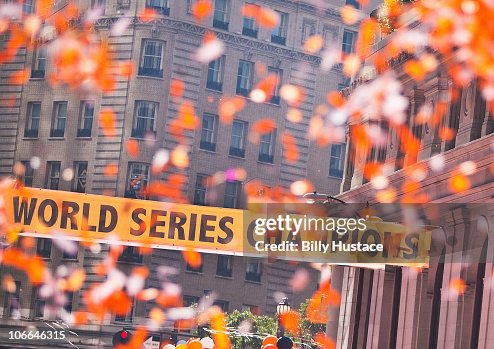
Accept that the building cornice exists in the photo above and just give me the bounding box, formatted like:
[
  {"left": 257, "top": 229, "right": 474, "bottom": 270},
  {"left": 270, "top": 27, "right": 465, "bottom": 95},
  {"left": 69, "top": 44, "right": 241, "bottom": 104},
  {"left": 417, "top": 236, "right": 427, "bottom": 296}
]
[{"left": 94, "top": 16, "right": 343, "bottom": 73}]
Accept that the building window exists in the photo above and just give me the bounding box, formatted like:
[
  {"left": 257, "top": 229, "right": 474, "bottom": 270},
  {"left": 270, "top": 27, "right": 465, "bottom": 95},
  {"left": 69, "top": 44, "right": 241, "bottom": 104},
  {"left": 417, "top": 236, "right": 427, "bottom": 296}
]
[
  {"left": 21, "top": 161, "right": 34, "bottom": 187},
  {"left": 242, "top": 4, "right": 258, "bottom": 38},
  {"left": 24, "top": 102, "right": 41, "bottom": 138},
  {"left": 64, "top": 292, "right": 74, "bottom": 312},
  {"left": 132, "top": 101, "right": 158, "bottom": 139},
  {"left": 346, "top": 0, "right": 360, "bottom": 9},
  {"left": 258, "top": 130, "right": 276, "bottom": 163},
  {"left": 36, "top": 238, "right": 52, "bottom": 259},
  {"left": 77, "top": 101, "right": 94, "bottom": 137},
  {"left": 207, "top": 56, "right": 224, "bottom": 91},
  {"left": 271, "top": 11, "right": 287, "bottom": 45},
  {"left": 329, "top": 143, "right": 346, "bottom": 178},
  {"left": 342, "top": 30, "right": 356, "bottom": 54},
  {"left": 31, "top": 47, "right": 46, "bottom": 78},
  {"left": 115, "top": 299, "right": 134, "bottom": 322},
  {"left": 118, "top": 246, "right": 143, "bottom": 263},
  {"left": 186, "top": 0, "right": 195, "bottom": 14},
  {"left": 229, "top": 120, "right": 247, "bottom": 157},
  {"left": 236, "top": 60, "right": 253, "bottom": 97},
  {"left": 245, "top": 258, "right": 262, "bottom": 282},
  {"left": 72, "top": 162, "right": 88, "bottom": 193},
  {"left": 125, "top": 163, "right": 150, "bottom": 199},
  {"left": 194, "top": 174, "right": 208, "bottom": 205},
  {"left": 90, "top": 0, "right": 105, "bottom": 13},
  {"left": 183, "top": 295, "right": 200, "bottom": 307},
  {"left": 267, "top": 67, "right": 282, "bottom": 105},
  {"left": 213, "top": 0, "right": 229, "bottom": 30},
  {"left": 224, "top": 180, "right": 240, "bottom": 208},
  {"left": 146, "top": 0, "right": 170, "bottom": 16},
  {"left": 200, "top": 113, "right": 218, "bottom": 151},
  {"left": 214, "top": 300, "right": 229, "bottom": 312},
  {"left": 216, "top": 255, "right": 233, "bottom": 277},
  {"left": 301, "top": 20, "right": 316, "bottom": 44},
  {"left": 139, "top": 40, "right": 164, "bottom": 78},
  {"left": 33, "top": 287, "right": 46, "bottom": 319},
  {"left": 186, "top": 253, "right": 203, "bottom": 273},
  {"left": 62, "top": 247, "right": 79, "bottom": 260},
  {"left": 46, "top": 162, "right": 61, "bottom": 190},
  {"left": 50, "top": 102, "right": 67, "bottom": 138},
  {"left": 23, "top": 0, "right": 35, "bottom": 13}
]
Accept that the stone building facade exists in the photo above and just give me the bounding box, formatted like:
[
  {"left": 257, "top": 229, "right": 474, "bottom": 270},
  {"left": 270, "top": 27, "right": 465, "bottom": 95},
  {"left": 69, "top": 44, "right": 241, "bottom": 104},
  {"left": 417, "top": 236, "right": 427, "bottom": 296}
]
[
  {"left": 331, "top": 22, "right": 494, "bottom": 349},
  {"left": 0, "top": 0, "right": 375, "bottom": 347}
]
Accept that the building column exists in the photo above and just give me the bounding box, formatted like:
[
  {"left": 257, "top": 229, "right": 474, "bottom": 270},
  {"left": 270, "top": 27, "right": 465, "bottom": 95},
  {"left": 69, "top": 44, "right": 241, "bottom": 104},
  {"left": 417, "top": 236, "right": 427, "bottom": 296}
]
[
  {"left": 419, "top": 75, "right": 449, "bottom": 161},
  {"left": 326, "top": 265, "right": 344, "bottom": 344},
  {"left": 404, "top": 87, "right": 425, "bottom": 166},
  {"left": 340, "top": 127, "right": 354, "bottom": 193},
  {"left": 436, "top": 207, "right": 472, "bottom": 349},
  {"left": 456, "top": 80, "right": 485, "bottom": 146}
]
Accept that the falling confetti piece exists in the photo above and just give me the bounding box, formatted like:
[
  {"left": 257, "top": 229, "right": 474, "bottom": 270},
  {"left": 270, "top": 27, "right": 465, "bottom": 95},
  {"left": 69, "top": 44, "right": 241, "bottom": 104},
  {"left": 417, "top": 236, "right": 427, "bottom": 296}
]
[
  {"left": 192, "top": 0, "right": 213, "bottom": 21},
  {"left": 290, "top": 180, "right": 314, "bottom": 196},
  {"left": 182, "top": 249, "right": 202, "bottom": 269},
  {"left": 304, "top": 35, "right": 324, "bottom": 53},
  {"left": 99, "top": 108, "right": 117, "bottom": 137}
]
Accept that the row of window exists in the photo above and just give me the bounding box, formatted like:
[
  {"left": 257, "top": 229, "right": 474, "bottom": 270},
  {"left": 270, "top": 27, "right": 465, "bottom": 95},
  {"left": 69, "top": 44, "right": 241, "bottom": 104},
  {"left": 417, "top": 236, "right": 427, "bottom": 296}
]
[
  {"left": 200, "top": 115, "right": 276, "bottom": 163},
  {"left": 186, "top": 254, "right": 263, "bottom": 283},
  {"left": 24, "top": 101, "right": 94, "bottom": 139}
]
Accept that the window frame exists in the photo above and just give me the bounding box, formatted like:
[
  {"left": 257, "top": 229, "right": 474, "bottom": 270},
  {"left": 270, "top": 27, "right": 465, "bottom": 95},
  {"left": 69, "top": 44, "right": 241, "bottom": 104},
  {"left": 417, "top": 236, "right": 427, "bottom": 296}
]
[
  {"left": 194, "top": 173, "right": 208, "bottom": 206},
  {"left": 146, "top": 0, "right": 170, "bottom": 15},
  {"left": 216, "top": 255, "right": 233, "bottom": 277},
  {"left": 245, "top": 258, "right": 262, "bottom": 282},
  {"left": 24, "top": 102, "right": 41, "bottom": 138},
  {"left": 236, "top": 60, "right": 253, "bottom": 96},
  {"left": 200, "top": 113, "right": 218, "bottom": 151},
  {"left": 138, "top": 39, "right": 165, "bottom": 78},
  {"left": 242, "top": 3, "right": 258, "bottom": 38},
  {"left": 31, "top": 46, "right": 46, "bottom": 78},
  {"left": 223, "top": 180, "right": 241, "bottom": 208},
  {"left": 206, "top": 56, "right": 224, "bottom": 91},
  {"left": 36, "top": 238, "right": 52, "bottom": 259},
  {"left": 77, "top": 101, "right": 95, "bottom": 137},
  {"left": 72, "top": 161, "right": 88, "bottom": 193},
  {"left": 50, "top": 101, "right": 68, "bottom": 138},
  {"left": 125, "top": 162, "right": 150, "bottom": 199},
  {"left": 328, "top": 143, "right": 346, "bottom": 178},
  {"left": 229, "top": 120, "right": 247, "bottom": 157},
  {"left": 267, "top": 67, "right": 282, "bottom": 105},
  {"left": 46, "top": 161, "right": 61, "bottom": 190},
  {"left": 21, "top": 160, "right": 34, "bottom": 187},
  {"left": 258, "top": 130, "right": 276, "bottom": 163},
  {"left": 132, "top": 101, "right": 158, "bottom": 138},
  {"left": 213, "top": 0, "right": 229, "bottom": 29},
  {"left": 271, "top": 11, "right": 288, "bottom": 45},
  {"left": 342, "top": 30, "right": 357, "bottom": 54}
]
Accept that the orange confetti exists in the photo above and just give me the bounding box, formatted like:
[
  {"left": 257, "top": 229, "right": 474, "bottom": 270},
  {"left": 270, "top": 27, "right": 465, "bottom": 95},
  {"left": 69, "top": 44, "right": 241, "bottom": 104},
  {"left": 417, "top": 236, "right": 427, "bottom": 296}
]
[
  {"left": 257, "top": 7, "right": 280, "bottom": 29},
  {"left": 192, "top": 0, "right": 213, "bottom": 21},
  {"left": 252, "top": 118, "right": 276, "bottom": 134},
  {"left": 449, "top": 173, "right": 470, "bottom": 193},
  {"left": 304, "top": 35, "right": 324, "bottom": 53},
  {"left": 170, "top": 79, "right": 185, "bottom": 98},
  {"left": 139, "top": 8, "right": 159, "bottom": 22},
  {"left": 104, "top": 163, "right": 119, "bottom": 177},
  {"left": 404, "top": 60, "right": 426, "bottom": 81},
  {"left": 282, "top": 132, "right": 299, "bottom": 163},
  {"left": 326, "top": 91, "right": 345, "bottom": 108},
  {"left": 66, "top": 269, "right": 86, "bottom": 291},
  {"left": 99, "top": 108, "right": 117, "bottom": 137},
  {"left": 118, "top": 61, "right": 133, "bottom": 78},
  {"left": 449, "top": 278, "right": 466, "bottom": 295},
  {"left": 280, "top": 311, "right": 300, "bottom": 335},
  {"left": 9, "top": 69, "right": 30, "bottom": 85},
  {"left": 341, "top": 5, "right": 359, "bottom": 25},
  {"left": 126, "top": 139, "right": 140, "bottom": 158},
  {"left": 219, "top": 96, "right": 246, "bottom": 123},
  {"left": 182, "top": 249, "right": 202, "bottom": 269}
]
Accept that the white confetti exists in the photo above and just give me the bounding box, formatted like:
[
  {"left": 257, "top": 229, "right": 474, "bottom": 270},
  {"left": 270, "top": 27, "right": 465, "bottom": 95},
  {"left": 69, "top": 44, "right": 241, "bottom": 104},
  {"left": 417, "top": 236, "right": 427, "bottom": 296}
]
[{"left": 194, "top": 38, "right": 225, "bottom": 64}]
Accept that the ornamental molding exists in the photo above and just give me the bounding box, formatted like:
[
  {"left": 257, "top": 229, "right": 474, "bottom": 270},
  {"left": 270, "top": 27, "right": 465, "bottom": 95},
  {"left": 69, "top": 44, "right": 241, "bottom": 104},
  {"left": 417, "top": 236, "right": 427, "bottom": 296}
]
[{"left": 94, "top": 16, "right": 343, "bottom": 73}]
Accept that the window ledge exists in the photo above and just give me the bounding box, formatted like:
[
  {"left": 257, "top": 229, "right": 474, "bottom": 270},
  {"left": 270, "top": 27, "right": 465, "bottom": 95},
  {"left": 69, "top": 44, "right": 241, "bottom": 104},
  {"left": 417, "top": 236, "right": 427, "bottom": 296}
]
[
  {"left": 22, "top": 137, "right": 39, "bottom": 140},
  {"left": 245, "top": 279, "right": 262, "bottom": 285},
  {"left": 185, "top": 270, "right": 204, "bottom": 275},
  {"left": 215, "top": 274, "right": 233, "bottom": 280},
  {"left": 75, "top": 137, "right": 92, "bottom": 140},
  {"left": 61, "top": 257, "right": 79, "bottom": 261},
  {"left": 29, "top": 78, "right": 45, "bottom": 81},
  {"left": 257, "top": 160, "right": 275, "bottom": 166},
  {"left": 228, "top": 154, "right": 246, "bottom": 160},
  {"left": 205, "top": 87, "right": 223, "bottom": 93},
  {"left": 198, "top": 148, "right": 218, "bottom": 154},
  {"left": 328, "top": 175, "right": 343, "bottom": 179},
  {"left": 48, "top": 137, "right": 66, "bottom": 140},
  {"left": 129, "top": 136, "right": 157, "bottom": 142},
  {"left": 136, "top": 74, "right": 164, "bottom": 80}
]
